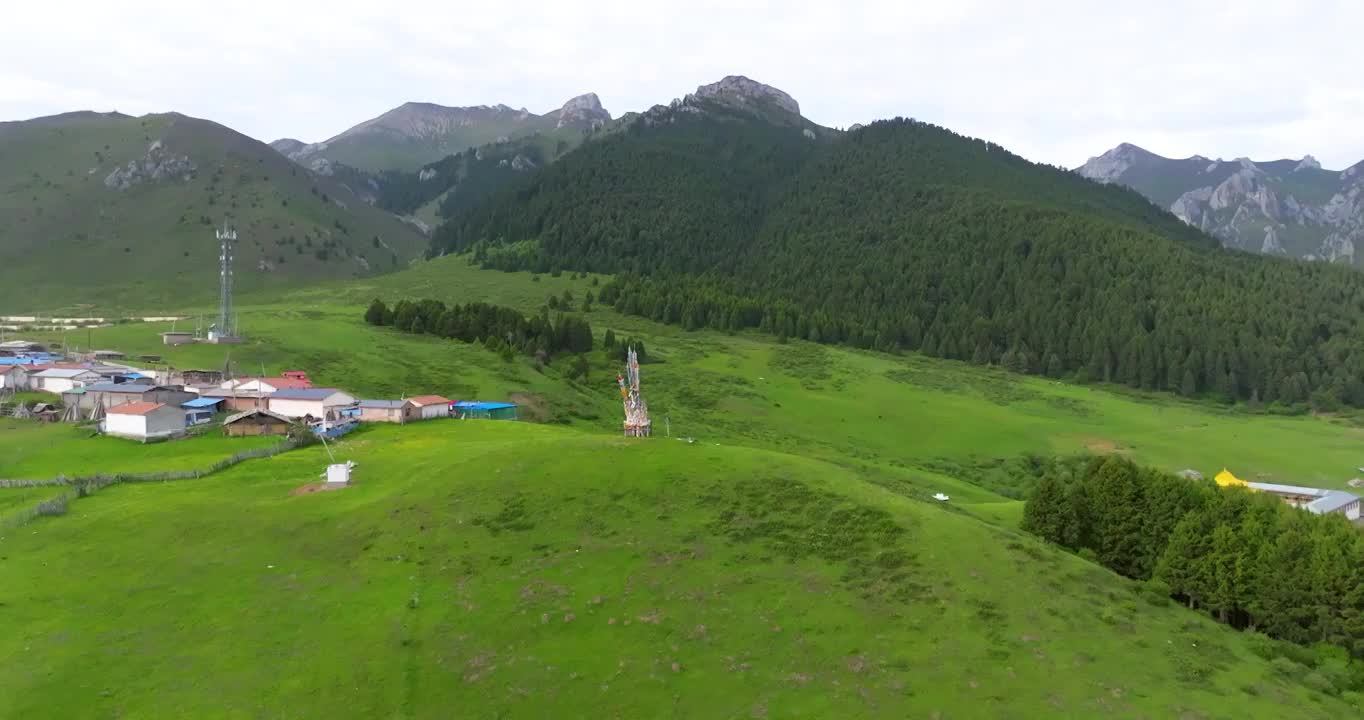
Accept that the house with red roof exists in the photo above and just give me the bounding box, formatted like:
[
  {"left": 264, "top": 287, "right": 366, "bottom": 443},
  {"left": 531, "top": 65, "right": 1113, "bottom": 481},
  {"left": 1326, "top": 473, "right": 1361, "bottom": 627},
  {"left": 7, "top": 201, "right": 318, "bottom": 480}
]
[{"left": 102, "top": 402, "right": 185, "bottom": 441}]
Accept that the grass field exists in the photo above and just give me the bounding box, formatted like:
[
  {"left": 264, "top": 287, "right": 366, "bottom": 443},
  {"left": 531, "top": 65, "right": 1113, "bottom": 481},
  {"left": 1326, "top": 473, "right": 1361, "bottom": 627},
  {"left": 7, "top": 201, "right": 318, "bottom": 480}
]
[
  {"left": 0, "top": 419, "right": 278, "bottom": 480},
  {"left": 0, "top": 422, "right": 1353, "bottom": 718},
  {"left": 7, "top": 256, "right": 1364, "bottom": 715},
  {"left": 34, "top": 255, "right": 1364, "bottom": 494}
]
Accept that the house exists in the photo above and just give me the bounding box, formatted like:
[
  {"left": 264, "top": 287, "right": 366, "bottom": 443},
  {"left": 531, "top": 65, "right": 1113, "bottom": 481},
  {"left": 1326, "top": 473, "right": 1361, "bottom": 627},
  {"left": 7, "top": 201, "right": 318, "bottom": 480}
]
[
  {"left": 1246, "top": 481, "right": 1363, "bottom": 520},
  {"left": 223, "top": 409, "right": 294, "bottom": 437},
  {"left": 30, "top": 368, "right": 103, "bottom": 393},
  {"left": 408, "top": 395, "right": 452, "bottom": 420},
  {"left": 223, "top": 375, "right": 313, "bottom": 394},
  {"left": 176, "top": 369, "right": 225, "bottom": 385},
  {"left": 160, "top": 331, "right": 194, "bottom": 346},
  {"left": 453, "top": 401, "right": 518, "bottom": 421},
  {"left": 199, "top": 388, "right": 270, "bottom": 413},
  {"left": 182, "top": 397, "right": 225, "bottom": 426},
  {"left": 0, "top": 365, "right": 29, "bottom": 391},
  {"left": 357, "top": 399, "right": 418, "bottom": 424},
  {"left": 102, "top": 402, "right": 185, "bottom": 441},
  {"left": 267, "top": 388, "right": 357, "bottom": 421},
  {"left": 62, "top": 383, "right": 196, "bottom": 413},
  {"left": 0, "top": 340, "right": 45, "bottom": 354}
]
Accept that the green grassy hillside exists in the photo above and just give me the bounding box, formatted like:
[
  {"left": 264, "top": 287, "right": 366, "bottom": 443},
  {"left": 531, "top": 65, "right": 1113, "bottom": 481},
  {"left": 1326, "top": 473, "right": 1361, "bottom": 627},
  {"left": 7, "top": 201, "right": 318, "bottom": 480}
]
[
  {"left": 32, "top": 257, "right": 1364, "bottom": 493},
  {"left": 1, "top": 421, "right": 1355, "bottom": 717},
  {"left": 0, "top": 111, "right": 428, "bottom": 311}
]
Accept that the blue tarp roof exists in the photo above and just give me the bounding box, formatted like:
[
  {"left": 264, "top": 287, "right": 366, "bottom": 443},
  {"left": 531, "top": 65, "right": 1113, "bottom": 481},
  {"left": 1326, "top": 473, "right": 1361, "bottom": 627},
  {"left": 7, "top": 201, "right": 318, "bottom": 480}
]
[
  {"left": 454, "top": 401, "right": 517, "bottom": 410},
  {"left": 182, "top": 397, "right": 225, "bottom": 409}
]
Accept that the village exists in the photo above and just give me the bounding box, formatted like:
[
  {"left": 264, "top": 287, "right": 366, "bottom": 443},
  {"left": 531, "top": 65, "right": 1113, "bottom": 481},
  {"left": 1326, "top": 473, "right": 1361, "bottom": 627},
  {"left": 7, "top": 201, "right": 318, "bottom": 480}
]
[{"left": 0, "top": 337, "right": 518, "bottom": 442}]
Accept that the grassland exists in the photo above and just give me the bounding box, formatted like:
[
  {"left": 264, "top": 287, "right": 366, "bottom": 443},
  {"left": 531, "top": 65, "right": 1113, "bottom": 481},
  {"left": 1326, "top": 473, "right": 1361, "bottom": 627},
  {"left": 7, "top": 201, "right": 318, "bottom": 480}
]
[
  {"left": 0, "top": 421, "right": 1354, "bottom": 718},
  {"left": 37, "top": 255, "right": 1364, "bottom": 495},
  {"left": 0, "top": 419, "right": 278, "bottom": 480},
  {"left": 6, "top": 256, "right": 1364, "bottom": 715}
]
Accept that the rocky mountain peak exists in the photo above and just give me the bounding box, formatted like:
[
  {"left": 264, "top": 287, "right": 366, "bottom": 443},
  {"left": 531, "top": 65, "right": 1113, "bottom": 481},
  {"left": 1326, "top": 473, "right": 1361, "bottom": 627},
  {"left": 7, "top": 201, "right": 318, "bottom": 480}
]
[
  {"left": 1296, "top": 154, "right": 1322, "bottom": 172},
  {"left": 692, "top": 75, "right": 801, "bottom": 117},
  {"left": 1077, "top": 143, "right": 1160, "bottom": 183},
  {"left": 554, "top": 92, "right": 611, "bottom": 129}
]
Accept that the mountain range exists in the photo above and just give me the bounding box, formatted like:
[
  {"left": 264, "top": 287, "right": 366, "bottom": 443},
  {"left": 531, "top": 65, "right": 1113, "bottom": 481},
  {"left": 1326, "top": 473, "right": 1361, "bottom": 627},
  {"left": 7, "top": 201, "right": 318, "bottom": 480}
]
[
  {"left": 7, "top": 75, "right": 1364, "bottom": 413},
  {"left": 1078, "top": 143, "right": 1364, "bottom": 265},
  {"left": 272, "top": 93, "right": 613, "bottom": 173}
]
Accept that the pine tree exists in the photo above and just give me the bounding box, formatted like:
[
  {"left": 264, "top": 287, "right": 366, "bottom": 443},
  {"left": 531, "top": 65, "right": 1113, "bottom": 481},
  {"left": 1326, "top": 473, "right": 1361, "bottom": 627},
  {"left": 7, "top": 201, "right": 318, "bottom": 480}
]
[
  {"left": 1207, "top": 523, "right": 1239, "bottom": 623},
  {"left": 365, "top": 298, "right": 389, "bottom": 326},
  {"left": 1021, "top": 473, "right": 1071, "bottom": 545},
  {"left": 604, "top": 328, "right": 617, "bottom": 350}
]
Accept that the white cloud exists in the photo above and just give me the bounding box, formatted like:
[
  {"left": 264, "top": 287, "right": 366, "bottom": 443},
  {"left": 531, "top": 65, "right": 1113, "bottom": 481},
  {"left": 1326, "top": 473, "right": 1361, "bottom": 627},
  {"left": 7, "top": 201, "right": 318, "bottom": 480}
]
[{"left": 2, "top": 0, "right": 1361, "bottom": 168}]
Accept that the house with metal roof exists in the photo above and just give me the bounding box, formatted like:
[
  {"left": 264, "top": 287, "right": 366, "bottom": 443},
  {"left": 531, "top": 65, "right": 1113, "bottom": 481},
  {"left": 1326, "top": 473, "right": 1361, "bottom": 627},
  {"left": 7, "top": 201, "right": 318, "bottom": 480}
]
[
  {"left": 408, "top": 395, "right": 452, "bottom": 420},
  {"left": 182, "top": 397, "right": 225, "bottom": 426},
  {"left": 63, "top": 383, "right": 196, "bottom": 413},
  {"left": 453, "top": 401, "right": 518, "bottom": 421},
  {"left": 102, "top": 402, "right": 185, "bottom": 441},
  {"left": 31, "top": 367, "right": 103, "bottom": 393},
  {"left": 357, "top": 399, "right": 418, "bottom": 424},
  {"left": 223, "top": 409, "right": 294, "bottom": 437},
  {"left": 267, "top": 388, "right": 357, "bottom": 421},
  {"left": 1243, "top": 480, "right": 1362, "bottom": 520},
  {"left": 223, "top": 376, "right": 313, "bottom": 394}
]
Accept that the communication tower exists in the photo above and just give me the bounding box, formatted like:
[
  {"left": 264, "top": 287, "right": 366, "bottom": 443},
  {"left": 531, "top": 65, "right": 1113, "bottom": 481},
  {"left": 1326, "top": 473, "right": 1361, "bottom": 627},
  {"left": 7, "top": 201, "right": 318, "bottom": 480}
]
[{"left": 208, "top": 224, "right": 243, "bottom": 343}]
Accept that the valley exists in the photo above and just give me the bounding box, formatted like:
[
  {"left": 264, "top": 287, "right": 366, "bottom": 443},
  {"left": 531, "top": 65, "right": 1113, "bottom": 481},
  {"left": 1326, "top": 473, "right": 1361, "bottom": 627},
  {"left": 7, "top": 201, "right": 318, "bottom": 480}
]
[{"left": 5, "top": 57, "right": 1364, "bottom": 716}]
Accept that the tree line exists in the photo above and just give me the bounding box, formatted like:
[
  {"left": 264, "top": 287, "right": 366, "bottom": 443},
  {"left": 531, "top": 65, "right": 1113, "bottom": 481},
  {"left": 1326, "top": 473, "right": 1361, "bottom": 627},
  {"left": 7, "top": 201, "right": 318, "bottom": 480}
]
[
  {"left": 365, "top": 298, "right": 593, "bottom": 359},
  {"left": 435, "top": 112, "right": 1364, "bottom": 409},
  {"left": 1023, "top": 456, "right": 1364, "bottom": 659}
]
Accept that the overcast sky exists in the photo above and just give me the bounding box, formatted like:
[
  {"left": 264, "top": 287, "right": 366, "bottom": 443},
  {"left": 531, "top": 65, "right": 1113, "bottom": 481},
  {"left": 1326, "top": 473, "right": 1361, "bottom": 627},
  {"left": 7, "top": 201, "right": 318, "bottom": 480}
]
[{"left": 4, "top": 1, "right": 1362, "bottom": 169}]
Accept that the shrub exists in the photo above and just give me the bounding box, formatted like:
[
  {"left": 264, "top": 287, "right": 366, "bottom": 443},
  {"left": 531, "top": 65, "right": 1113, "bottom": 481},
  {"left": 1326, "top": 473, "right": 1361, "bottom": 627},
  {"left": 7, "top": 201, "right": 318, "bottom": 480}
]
[
  {"left": 1270, "top": 656, "right": 1306, "bottom": 677},
  {"left": 1139, "top": 578, "right": 1172, "bottom": 606}
]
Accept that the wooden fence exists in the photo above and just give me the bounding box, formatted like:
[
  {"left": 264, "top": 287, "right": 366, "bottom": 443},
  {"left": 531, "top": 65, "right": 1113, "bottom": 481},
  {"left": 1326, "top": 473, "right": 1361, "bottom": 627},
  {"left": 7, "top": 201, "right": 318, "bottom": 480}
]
[{"left": 0, "top": 438, "right": 309, "bottom": 531}]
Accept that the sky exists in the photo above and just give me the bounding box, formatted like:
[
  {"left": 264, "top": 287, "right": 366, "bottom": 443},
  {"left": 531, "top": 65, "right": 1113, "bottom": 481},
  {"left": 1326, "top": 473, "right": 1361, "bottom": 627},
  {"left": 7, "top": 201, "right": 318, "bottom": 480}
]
[{"left": 3, "top": 1, "right": 1363, "bottom": 169}]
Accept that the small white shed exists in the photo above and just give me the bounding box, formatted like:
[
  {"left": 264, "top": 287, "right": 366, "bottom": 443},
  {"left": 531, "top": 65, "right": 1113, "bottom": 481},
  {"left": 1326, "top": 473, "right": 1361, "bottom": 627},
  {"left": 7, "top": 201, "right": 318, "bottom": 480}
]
[{"left": 103, "top": 402, "right": 185, "bottom": 441}]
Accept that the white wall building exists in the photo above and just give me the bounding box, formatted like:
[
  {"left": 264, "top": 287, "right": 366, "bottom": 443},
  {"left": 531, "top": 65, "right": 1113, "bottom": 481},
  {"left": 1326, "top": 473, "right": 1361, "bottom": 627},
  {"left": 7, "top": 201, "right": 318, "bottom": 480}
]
[
  {"left": 102, "top": 402, "right": 185, "bottom": 441},
  {"left": 31, "top": 368, "right": 102, "bottom": 394},
  {"left": 0, "top": 365, "right": 30, "bottom": 391},
  {"left": 267, "top": 388, "right": 357, "bottom": 420}
]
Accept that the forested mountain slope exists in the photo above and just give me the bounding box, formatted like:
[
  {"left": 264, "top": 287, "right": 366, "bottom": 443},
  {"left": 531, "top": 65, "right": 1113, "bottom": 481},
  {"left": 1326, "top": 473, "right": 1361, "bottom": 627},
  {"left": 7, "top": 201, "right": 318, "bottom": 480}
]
[
  {"left": 0, "top": 111, "right": 427, "bottom": 310},
  {"left": 438, "top": 108, "right": 1364, "bottom": 409}
]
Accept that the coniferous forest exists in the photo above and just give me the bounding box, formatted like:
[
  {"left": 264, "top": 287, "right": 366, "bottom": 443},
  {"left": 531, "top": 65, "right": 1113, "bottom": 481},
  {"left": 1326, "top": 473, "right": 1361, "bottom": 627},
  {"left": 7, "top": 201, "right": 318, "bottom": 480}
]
[
  {"left": 1023, "top": 457, "right": 1364, "bottom": 667},
  {"left": 365, "top": 298, "right": 594, "bottom": 361},
  {"left": 434, "top": 107, "right": 1364, "bottom": 409}
]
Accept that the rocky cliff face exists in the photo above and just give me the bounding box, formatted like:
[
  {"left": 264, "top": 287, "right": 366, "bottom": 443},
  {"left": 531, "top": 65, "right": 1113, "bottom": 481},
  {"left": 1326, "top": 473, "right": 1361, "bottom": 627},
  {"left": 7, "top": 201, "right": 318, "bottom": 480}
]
[
  {"left": 552, "top": 93, "right": 611, "bottom": 130},
  {"left": 103, "top": 140, "right": 196, "bottom": 190},
  {"left": 1078, "top": 144, "right": 1364, "bottom": 267},
  {"left": 692, "top": 75, "right": 801, "bottom": 116}
]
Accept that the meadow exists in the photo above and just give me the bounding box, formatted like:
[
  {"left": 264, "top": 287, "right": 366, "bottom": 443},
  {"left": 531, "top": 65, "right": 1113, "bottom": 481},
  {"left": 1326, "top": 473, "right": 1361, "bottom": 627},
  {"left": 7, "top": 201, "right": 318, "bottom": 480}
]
[
  {"left": 0, "top": 419, "right": 278, "bottom": 480},
  {"left": 6, "top": 256, "right": 1364, "bottom": 715},
  {"left": 0, "top": 421, "right": 1354, "bottom": 718},
  {"left": 32, "top": 255, "right": 1364, "bottom": 495}
]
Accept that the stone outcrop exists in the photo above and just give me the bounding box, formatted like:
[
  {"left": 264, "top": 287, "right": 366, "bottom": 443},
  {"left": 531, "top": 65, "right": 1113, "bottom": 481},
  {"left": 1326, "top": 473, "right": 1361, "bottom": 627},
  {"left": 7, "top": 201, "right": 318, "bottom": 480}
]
[
  {"left": 690, "top": 75, "right": 801, "bottom": 116},
  {"left": 104, "top": 140, "right": 195, "bottom": 190},
  {"left": 553, "top": 93, "right": 611, "bottom": 129}
]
